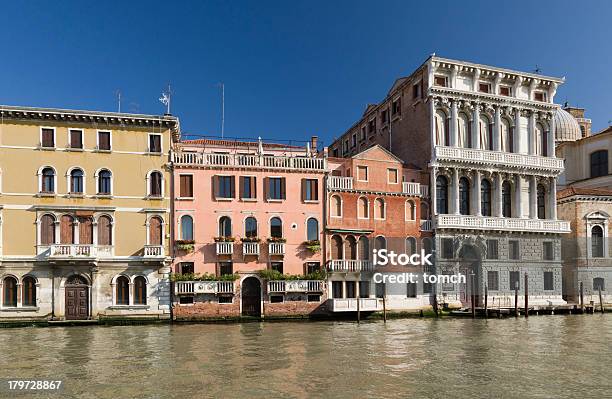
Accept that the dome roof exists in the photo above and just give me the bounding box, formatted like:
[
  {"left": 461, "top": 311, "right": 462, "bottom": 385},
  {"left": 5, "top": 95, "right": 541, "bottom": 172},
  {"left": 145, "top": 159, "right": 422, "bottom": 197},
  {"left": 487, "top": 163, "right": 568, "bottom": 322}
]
[{"left": 554, "top": 108, "right": 582, "bottom": 142}]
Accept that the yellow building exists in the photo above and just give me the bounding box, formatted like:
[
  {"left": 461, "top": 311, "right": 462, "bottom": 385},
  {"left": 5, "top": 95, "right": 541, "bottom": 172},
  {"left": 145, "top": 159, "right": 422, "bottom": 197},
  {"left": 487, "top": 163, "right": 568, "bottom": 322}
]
[{"left": 0, "top": 105, "right": 178, "bottom": 321}]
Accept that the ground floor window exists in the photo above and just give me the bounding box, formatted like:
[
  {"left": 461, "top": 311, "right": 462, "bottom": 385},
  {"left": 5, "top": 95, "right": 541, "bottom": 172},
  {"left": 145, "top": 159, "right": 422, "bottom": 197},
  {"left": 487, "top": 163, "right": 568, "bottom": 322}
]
[
  {"left": 219, "top": 262, "right": 233, "bottom": 276},
  {"left": 332, "top": 281, "right": 343, "bottom": 298},
  {"left": 22, "top": 276, "right": 37, "bottom": 306},
  {"left": 270, "top": 295, "right": 284, "bottom": 303},
  {"left": 180, "top": 262, "right": 194, "bottom": 275},
  {"left": 375, "top": 282, "right": 385, "bottom": 298},
  {"left": 487, "top": 271, "right": 499, "bottom": 291},
  {"left": 307, "top": 294, "right": 321, "bottom": 302},
  {"left": 543, "top": 272, "right": 554, "bottom": 291},
  {"left": 306, "top": 262, "right": 320, "bottom": 274},
  {"left": 218, "top": 296, "right": 233, "bottom": 304},
  {"left": 179, "top": 296, "right": 194, "bottom": 304},
  {"left": 134, "top": 276, "right": 147, "bottom": 305},
  {"left": 593, "top": 277, "right": 605, "bottom": 291},
  {"left": 423, "top": 282, "right": 433, "bottom": 294},
  {"left": 509, "top": 271, "right": 520, "bottom": 290},
  {"left": 406, "top": 282, "right": 417, "bottom": 298},
  {"left": 359, "top": 281, "right": 370, "bottom": 298},
  {"left": 116, "top": 276, "right": 130, "bottom": 305},
  {"left": 345, "top": 281, "right": 356, "bottom": 298},
  {"left": 3, "top": 277, "right": 17, "bottom": 307}
]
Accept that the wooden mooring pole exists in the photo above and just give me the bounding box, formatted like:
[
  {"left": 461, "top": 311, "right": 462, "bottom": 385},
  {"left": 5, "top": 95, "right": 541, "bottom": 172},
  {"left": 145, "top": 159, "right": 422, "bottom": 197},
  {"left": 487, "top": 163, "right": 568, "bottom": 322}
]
[
  {"left": 382, "top": 283, "right": 387, "bottom": 323},
  {"left": 524, "top": 273, "right": 529, "bottom": 318},
  {"left": 484, "top": 284, "right": 488, "bottom": 319},
  {"left": 599, "top": 288, "right": 605, "bottom": 314},
  {"left": 357, "top": 293, "right": 361, "bottom": 323},
  {"left": 470, "top": 273, "right": 475, "bottom": 319},
  {"left": 514, "top": 282, "right": 518, "bottom": 318},
  {"left": 579, "top": 281, "right": 584, "bottom": 312}
]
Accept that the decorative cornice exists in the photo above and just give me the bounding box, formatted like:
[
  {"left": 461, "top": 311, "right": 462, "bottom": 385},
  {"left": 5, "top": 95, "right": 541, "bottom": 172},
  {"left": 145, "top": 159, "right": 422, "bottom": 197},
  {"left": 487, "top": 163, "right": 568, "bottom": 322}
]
[{"left": 430, "top": 88, "right": 558, "bottom": 113}]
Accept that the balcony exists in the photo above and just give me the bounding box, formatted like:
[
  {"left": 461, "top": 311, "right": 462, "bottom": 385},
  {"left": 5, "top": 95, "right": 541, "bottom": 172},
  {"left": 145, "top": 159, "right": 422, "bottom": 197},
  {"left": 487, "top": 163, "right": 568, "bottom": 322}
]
[
  {"left": 327, "top": 260, "right": 373, "bottom": 273},
  {"left": 242, "top": 242, "right": 260, "bottom": 256},
  {"left": 267, "top": 280, "right": 324, "bottom": 293},
  {"left": 436, "top": 215, "right": 571, "bottom": 233},
  {"left": 173, "top": 151, "right": 326, "bottom": 171},
  {"left": 216, "top": 242, "right": 234, "bottom": 255},
  {"left": 327, "top": 176, "right": 353, "bottom": 190},
  {"left": 175, "top": 280, "right": 235, "bottom": 295},
  {"left": 433, "top": 146, "right": 564, "bottom": 174},
  {"left": 143, "top": 245, "right": 164, "bottom": 257},
  {"left": 402, "top": 182, "right": 421, "bottom": 196},
  {"left": 268, "top": 242, "right": 285, "bottom": 255},
  {"left": 420, "top": 219, "right": 433, "bottom": 232},
  {"left": 329, "top": 298, "right": 381, "bottom": 312},
  {"left": 39, "top": 244, "right": 116, "bottom": 260}
]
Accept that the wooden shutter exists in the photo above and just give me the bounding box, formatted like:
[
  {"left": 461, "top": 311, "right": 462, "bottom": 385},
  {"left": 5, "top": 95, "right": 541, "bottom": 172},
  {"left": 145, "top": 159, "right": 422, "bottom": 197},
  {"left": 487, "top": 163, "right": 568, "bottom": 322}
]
[
  {"left": 98, "top": 132, "right": 110, "bottom": 150},
  {"left": 42, "top": 129, "right": 54, "bottom": 147},
  {"left": 313, "top": 179, "right": 318, "bottom": 201},
  {"left": 212, "top": 176, "right": 219, "bottom": 198},
  {"left": 149, "top": 217, "right": 162, "bottom": 245},
  {"left": 263, "top": 177, "right": 268, "bottom": 200},
  {"left": 301, "top": 179, "right": 306, "bottom": 201},
  {"left": 41, "top": 214, "right": 55, "bottom": 245},
  {"left": 239, "top": 176, "right": 245, "bottom": 199},
  {"left": 60, "top": 215, "right": 75, "bottom": 244},
  {"left": 79, "top": 217, "right": 93, "bottom": 244},
  {"left": 98, "top": 216, "right": 112, "bottom": 245},
  {"left": 230, "top": 176, "right": 236, "bottom": 198},
  {"left": 70, "top": 130, "right": 82, "bottom": 148},
  {"left": 180, "top": 175, "right": 192, "bottom": 197},
  {"left": 281, "top": 178, "right": 286, "bottom": 199}
]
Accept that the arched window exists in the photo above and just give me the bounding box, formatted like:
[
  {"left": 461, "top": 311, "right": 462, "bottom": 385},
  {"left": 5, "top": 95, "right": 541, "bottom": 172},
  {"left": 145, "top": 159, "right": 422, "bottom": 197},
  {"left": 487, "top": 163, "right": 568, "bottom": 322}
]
[
  {"left": 479, "top": 114, "right": 493, "bottom": 150},
  {"left": 534, "top": 123, "right": 547, "bottom": 156},
  {"left": 422, "top": 238, "right": 432, "bottom": 254},
  {"left": 41, "top": 167, "right": 55, "bottom": 193},
  {"left": 98, "top": 215, "right": 112, "bottom": 245},
  {"left": 180, "top": 215, "right": 193, "bottom": 240},
  {"left": 435, "top": 109, "right": 449, "bottom": 146},
  {"left": 79, "top": 216, "right": 93, "bottom": 245},
  {"left": 420, "top": 203, "right": 429, "bottom": 220},
  {"left": 457, "top": 112, "right": 471, "bottom": 148},
  {"left": 330, "top": 195, "right": 342, "bottom": 217},
  {"left": 502, "top": 181, "right": 512, "bottom": 218},
  {"left": 345, "top": 236, "right": 357, "bottom": 260},
  {"left": 537, "top": 184, "right": 546, "bottom": 219},
  {"left": 98, "top": 169, "right": 112, "bottom": 195},
  {"left": 590, "top": 150, "right": 608, "bottom": 178},
  {"left": 116, "top": 276, "right": 129, "bottom": 305},
  {"left": 358, "top": 236, "right": 369, "bottom": 260},
  {"left": 40, "top": 214, "right": 56, "bottom": 245},
  {"left": 331, "top": 235, "right": 343, "bottom": 259},
  {"left": 459, "top": 177, "right": 470, "bottom": 215},
  {"left": 592, "top": 225, "right": 604, "bottom": 258},
  {"left": 134, "top": 276, "right": 147, "bottom": 305},
  {"left": 22, "top": 276, "right": 36, "bottom": 307},
  {"left": 149, "top": 216, "right": 163, "bottom": 245},
  {"left": 70, "top": 168, "right": 84, "bottom": 194},
  {"left": 500, "top": 118, "right": 514, "bottom": 153},
  {"left": 245, "top": 217, "right": 257, "bottom": 238},
  {"left": 405, "top": 200, "right": 416, "bottom": 220},
  {"left": 406, "top": 237, "right": 417, "bottom": 256},
  {"left": 436, "top": 176, "right": 449, "bottom": 214},
  {"left": 218, "top": 216, "right": 231, "bottom": 238},
  {"left": 374, "top": 198, "right": 385, "bottom": 219},
  {"left": 60, "top": 215, "right": 75, "bottom": 244},
  {"left": 149, "top": 171, "right": 163, "bottom": 197},
  {"left": 306, "top": 218, "right": 318, "bottom": 241},
  {"left": 3, "top": 276, "right": 17, "bottom": 307},
  {"left": 375, "top": 236, "right": 386, "bottom": 250},
  {"left": 270, "top": 217, "right": 282, "bottom": 238},
  {"left": 593, "top": 277, "right": 605, "bottom": 291},
  {"left": 358, "top": 197, "right": 369, "bottom": 219},
  {"left": 481, "top": 179, "right": 492, "bottom": 216}
]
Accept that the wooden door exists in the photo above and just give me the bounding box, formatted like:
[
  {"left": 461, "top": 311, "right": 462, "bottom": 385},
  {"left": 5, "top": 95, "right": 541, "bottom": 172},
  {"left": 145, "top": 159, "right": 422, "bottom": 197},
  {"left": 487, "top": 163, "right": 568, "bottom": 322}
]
[
  {"left": 65, "top": 286, "right": 88, "bottom": 320},
  {"left": 241, "top": 277, "right": 261, "bottom": 317},
  {"left": 149, "top": 217, "right": 163, "bottom": 245},
  {"left": 79, "top": 217, "right": 93, "bottom": 244}
]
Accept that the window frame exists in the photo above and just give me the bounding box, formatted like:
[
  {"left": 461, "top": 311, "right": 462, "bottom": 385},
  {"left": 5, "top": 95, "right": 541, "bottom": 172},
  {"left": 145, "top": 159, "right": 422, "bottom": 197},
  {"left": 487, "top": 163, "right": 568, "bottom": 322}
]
[
  {"left": 147, "top": 170, "right": 164, "bottom": 198},
  {"left": 180, "top": 214, "right": 194, "bottom": 241},
  {"left": 96, "top": 168, "right": 113, "bottom": 196},
  {"left": 68, "top": 129, "right": 84, "bottom": 150},
  {"left": 96, "top": 130, "right": 112, "bottom": 151},
  {"left": 148, "top": 133, "right": 163, "bottom": 154},
  {"left": 356, "top": 165, "right": 369, "bottom": 182},
  {"left": 387, "top": 168, "right": 399, "bottom": 184},
  {"left": 40, "top": 127, "right": 56, "bottom": 149},
  {"left": 178, "top": 173, "right": 194, "bottom": 199}
]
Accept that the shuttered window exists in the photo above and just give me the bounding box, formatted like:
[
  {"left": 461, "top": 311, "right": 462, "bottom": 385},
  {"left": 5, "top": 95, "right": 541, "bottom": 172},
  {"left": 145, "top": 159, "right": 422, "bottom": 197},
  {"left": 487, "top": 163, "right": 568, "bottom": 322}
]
[
  {"left": 302, "top": 179, "right": 318, "bottom": 201},
  {"left": 179, "top": 175, "right": 193, "bottom": 198},
  {"left": 214, "top": 176, "right": 235, "bottom": 199},
  {"left": 79, "top": 217, "right": 94, "bottom": 244},
  {"left": 70, "top": 130, "right": 83, "bottom": 149},
  {"left": 41, "top": 128, "right": 55, "bottom": 148},
  {"left": 60, "top": 215, "right": 75, "bottom": 244},
  {"left": 116, "top": 276, "right": 129, "bottom": 305},
  {"left": 22, "top": 276, "right": 37, "bottom": 307},
  {"left": 3, "top": 277, "right": 17, "bottom": 307},
  {"left": 150, "top": 172, "right": 163, "bottom": 197},
  {"left": 149, "top": 134, "right": 162, "bottom": 153},
  {"left": 98, "top": 215, "right": 113, "bottom": 245},
  {"left": 98, "top": 131, "right": 111, "bottom": 150},
  {"left": 40, "top": 214, "right": 56, "bottom": 244},
  {"left": 134, "top": 276, "right": 147, "bottom": 305},
  {"left": 267, "top": 177, "right": 285, "bottom": 200},
  {"left": 149, "top": 216, "right": 163, "bottom": 245},
  {"left": 239, "top": 176, "right": 256, "bottom": 199}
]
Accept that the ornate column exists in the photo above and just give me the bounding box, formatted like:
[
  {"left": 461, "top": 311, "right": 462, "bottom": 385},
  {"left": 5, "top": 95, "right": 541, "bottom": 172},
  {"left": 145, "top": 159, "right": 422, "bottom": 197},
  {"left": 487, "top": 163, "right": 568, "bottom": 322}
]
[
  {"left": 494, "top": 106, "right": 502, "bottom": 152},
  {"left": 547, "top": 112, "right": 555, "bottom": 157},
  {"left": 529, "top": 175, "right": 537, "bottom": 219},
  {"left": 474, "top": 170, "right": 482, "bottom": 216},
  {"left": 452, "top": 168, "right": 460, "bottom": 215},
  {"left": 549, "top": 177, "right": 557, "bottom": 220},
  {"left": 472, "top": 103, "right": 481, "bottom": 150},
  {"left": 515, "top": 174, "right": 523, "bottom": 218},
  {"left": 495, "top": 173, "right": 503, "bottom": 217},
  {"left": 431, "top": 167, "right": 438, "bottom": 216},
  {"left": 451, "top": 100, "right": 458, "bottom": 147},
  {"left": 473, "top": 68, "right": 481, "bottom": 92},
  {"left": 528, "top": 111, "right": 536, "bottom": 155},
  {"left": 513, "top": 107, "right": 521, "bottom": 153}
]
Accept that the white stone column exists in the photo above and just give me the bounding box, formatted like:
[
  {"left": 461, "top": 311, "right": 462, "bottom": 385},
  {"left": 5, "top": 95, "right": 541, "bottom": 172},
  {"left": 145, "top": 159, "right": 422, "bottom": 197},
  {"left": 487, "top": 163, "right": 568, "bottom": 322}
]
[
  {"left": 528, "top": 111, "right": 536, "bottom": 155},
  {"left": 549, "top": 177, "right": 557, "bottom": 220},
  {"left": 129, "top": 283, "right": 134, "bottom": 306},
  {"left": 452, "top": 168, "right": 460, "bottom": 215},
  {"left": 431, "top": 167, "right": 438, "bottom": 216},
  {"left": 495, "top": 173, "right": 503, "bottom": 217},
  {"left": 474, "top": 171, "right": 482, "bottom": 216},
  {"left": 473, "top": 68, "right": 481, "bottom": 91},
  {"left": 473, "top": 104, "right": 481, "bottom": 150},
  {"left": 547, "top": 112, "right": 555, "bottom": 157},
  {"left": 494, "top": 106, "right": 502, "bottom": 152},
  {"left": 451, "top": 100, "right": 458, "bottom": 147},
  {"left": 529, "top": 175, "right": 537, "bottom": 219},
  {"left": 513, "top": 108, "right": 521, "bottom": 154},
  {"left": 515, "top": 174, "right": 523, "bottom": 218}
]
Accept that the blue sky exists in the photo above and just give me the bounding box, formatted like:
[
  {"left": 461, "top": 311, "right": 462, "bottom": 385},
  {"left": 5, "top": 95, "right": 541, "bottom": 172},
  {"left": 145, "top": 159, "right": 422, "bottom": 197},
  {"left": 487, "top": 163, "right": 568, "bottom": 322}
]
[{"left": 1, "top": 1, "right": 610, "bottom": 146}]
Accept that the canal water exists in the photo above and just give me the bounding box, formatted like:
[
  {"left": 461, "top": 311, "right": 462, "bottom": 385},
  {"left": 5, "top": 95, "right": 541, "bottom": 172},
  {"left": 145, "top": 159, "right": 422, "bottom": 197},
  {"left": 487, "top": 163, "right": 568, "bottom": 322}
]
[{"left": 1, "top": 315, "right": 610, "bottom": 398}]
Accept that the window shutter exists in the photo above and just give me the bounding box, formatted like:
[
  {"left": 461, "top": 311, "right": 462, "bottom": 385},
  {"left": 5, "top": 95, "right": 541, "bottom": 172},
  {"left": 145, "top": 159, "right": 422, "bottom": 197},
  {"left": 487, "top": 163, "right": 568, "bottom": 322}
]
[
  {"left": 213, "top": 176, "right": 219, "bottom": 198},
  {"left": 263, "top": 177, "right": 268, "bottom": 200},
  {"left": 179, "top": 175, "right": 187, "bottom": 197},
  {"left": 99, "top": 132, "right": 110, "bottom": 150},
  {"left": 251, "top": 177, "right": 257, "bottom": 199},
  {"left": 281, "top": 177, "right": 286, "bottom": 200},
  {"left": 301, "top": 179, "right": 306, "bottom": 201},
  {"left": 238, "top": 176, "right": 244, "bottom": 199},
  {"left": 230, "top": 176, "right": 236, "bottom": 198},
  {"left": 42, "top": 129, "right": 54, "bottom": 147}
]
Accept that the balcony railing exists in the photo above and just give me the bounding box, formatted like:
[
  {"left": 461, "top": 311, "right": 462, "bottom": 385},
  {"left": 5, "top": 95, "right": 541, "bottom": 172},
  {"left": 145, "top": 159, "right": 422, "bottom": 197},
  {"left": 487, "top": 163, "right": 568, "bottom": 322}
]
[
  {"left": 143, "top": 245, "right": 164, "bottom": 257},
  {"left": 49, "top": 244, "right": 95, "bottom": 258},
  {"left": 216, "top": 242, "right": 234, "bottom": 255},
  {"left": 436, "top": 215, "right": 571, "bottom": 233},
  {"left": 434, "top": 146, "right": 564, "bottom": 172},
  {"left": 327, "top": 260, "right": 373, "bottom": 272},
  {"left": 267, "top": 280, "right": 323, "bottom": 293},
  {"left": 242, "top": 242, "right": 260, "bottom": 256},
  {"left": 402, "top": 182, "right": 421, "bottom": 196},
  {"left": 175, "top": 280, "right": 235, "bottom": 295},
  {"left": 173, "top": 151, "right": 326, "bottom": 171},
  {"left": 268, "top": 242, "right": 285, "bottom": 255},
  {"left": 329, "top": 298, "right": 381, "bottom": 312},
  {"left": 327, "top": 176, "right": 353, "bottom": 190},
  {"left": 420, "top": 219, "right": 433, "bottom": 232},
  {"left": 420, "top": 185, "right": 430, "bottom": 197}
]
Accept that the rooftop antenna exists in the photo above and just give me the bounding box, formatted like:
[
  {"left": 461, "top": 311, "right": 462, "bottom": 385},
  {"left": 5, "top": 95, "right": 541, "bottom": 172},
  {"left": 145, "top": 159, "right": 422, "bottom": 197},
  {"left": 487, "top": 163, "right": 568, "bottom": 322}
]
[
  {"left": 533, "top": 65, "right": 542, "bottom": 74},
  {"left": 115, "top": 90, "right": 122, "bottom": 113},
  {"left": 216, "top": 82, "right": 225, "bottom": 138},
  {"left": 159, "top": 84, "right": 171, "bottom": 115}
]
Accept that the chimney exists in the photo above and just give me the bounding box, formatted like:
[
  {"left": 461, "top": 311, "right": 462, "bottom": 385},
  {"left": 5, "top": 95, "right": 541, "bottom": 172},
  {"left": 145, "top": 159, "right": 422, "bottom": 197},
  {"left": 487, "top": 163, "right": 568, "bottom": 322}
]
[{"left": 310, "top": 136, "right": 319, "bottom": 152}]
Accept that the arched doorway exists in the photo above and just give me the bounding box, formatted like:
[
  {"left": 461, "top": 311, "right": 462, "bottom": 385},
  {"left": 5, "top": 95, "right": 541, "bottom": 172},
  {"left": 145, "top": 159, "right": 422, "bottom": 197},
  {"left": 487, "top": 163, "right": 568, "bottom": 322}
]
[
  {"left": 65, "top": 275, "right": 89, "bottom": 320},
  {"left": 458, "top": 245, "right": 482, "bottom": 308},
  {"left": 241, "top": 277, "right": 261, "bottom": 317}
]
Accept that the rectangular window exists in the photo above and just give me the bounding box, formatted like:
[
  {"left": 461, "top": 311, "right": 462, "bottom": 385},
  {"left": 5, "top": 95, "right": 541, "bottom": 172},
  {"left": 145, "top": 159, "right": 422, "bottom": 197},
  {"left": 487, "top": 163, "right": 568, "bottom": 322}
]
[
  {"left": 149, "top": 134, "right": 162, "bottom": 153},
  {"left": 98, "top": 131, "right": 111, "bottom": 151},
  {"left": 392, "top": 98, "right": 401, "bottom": 115},
  {"left": 267, "top": 177, "right": 286, "bottom": 200},
  {"left": 240, "top": 176, "right": 257, "bottom": 199},
  {"left": 590, "top": 150, "right": 608, "bottom": 178},
  {"left": 368, "top": 119, "right": 376, "bottom": 134},
  {"left": 332, "top": 148, "right": 339, "bottom": 157},
  {"left": 534, "top": 92, "right": 546, "bottom": 102},
  {"left": 219, "top": 262, "right": 233, "bottom": 276},
  {"left": 509, "top": 271, "right": 520, "bottom": 290},
  {"left": 218, "top": 296, "right": 233, "bottom": 304},
  {"left": 41, "top": 128, "right": 55, "bottom": 148},
  {"left": 441, "top": 238, "right": 454, "bottom": 259},
  {"left": 179, "top": 175, "right": 193, "bottom": 198},
  {"left": 306, "top": 262, "right": 320, "bottom": 274},
  {"left": 345, "top": 281, "right": 356, "bottom": 298},
  {"left": 423, "top": 282, "right": 433, "bottom": 294},
  {"left": 302, "top": 179, "right": 319, "bottom": 201},
  {"left": 270, "top": 295, "right": 284, "bottom": 303},
  {"left": 69, "top": 129, "right": 83, "bottom": 149},
  {"left": 381, "top": 109, "right": 388, "bottom": 125},
  {"left": 357, "top": 166, "right": 368, "bottom": 181},
  {"left": 343, "top": 140, "right": 349, "bottom": 154},
  {"left": 375, "top": 283, "right": 385, "bottom": 298},
  {"left": 509, "top": 240, "right": 520, "bottom": 260},
  {"left": 487, "top": 271, "right": 499, "bottom": 291},
  {"left": 434, "top": 76, "right": 447, "bottom": 87},
  {"left": 478, "top": 83, "right": 491, "bottom": 93},
  {"left": 360, "top": 127, "right": 366, "bottom": 141},
  {"left": 351, "top": 134, "right": 357, "bottom": 147},
  {"left": 387, "top": 168, "right": 399, "bottom": 184},
  {"left": 412, "top": 82, "right": 421, "bottom": 99},
  {"left": 486, "top": 240, "right": 499, "bottom": 260},
  {"left": 180, "top": 262, "right": 194, "bottom": 275},
  {"left": 544, "top": 271, "right": 554, "bottom": 291},
  {"left": 307, "top": 294, "right": 321, "bottom": 302},
  {"left": 179, "top": 296, "right": 194, "bottom": 304},
  {"left": 215, "top": 176, "right": 235, "bottom": 199},
  {"left": 271, "top": 262, "right": 283, "bottom": 274},
  {"left": 543, "top": 242, "right": 554, "bottom": 260},
  {"left": 406, "top": 282, "right": 417, "bottom": 298},
  {"left": 332, "top": 281, "right": 343, "bottom": 298},
  {"left": 499, "top": 86, "right": 511, "bottom": 96},
  {"left": 359, "top": 281, "right": 370, "bottom": 298}
]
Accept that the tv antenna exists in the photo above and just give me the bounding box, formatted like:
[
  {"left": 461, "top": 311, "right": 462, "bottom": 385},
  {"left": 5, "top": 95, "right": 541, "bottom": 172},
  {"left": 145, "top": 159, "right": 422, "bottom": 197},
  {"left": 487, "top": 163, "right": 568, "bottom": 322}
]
[
  {"left": 115, "top": 90, "right": 122, "bottom": 113},
  {"left": 533, "top": 65, "right": 542, "bottom": 74},
  {"left": 159, "top": 84, "right": 172, "bottom": 115},
  {"left": 217, "top": 82, "right": 225, "bottom": 138}
]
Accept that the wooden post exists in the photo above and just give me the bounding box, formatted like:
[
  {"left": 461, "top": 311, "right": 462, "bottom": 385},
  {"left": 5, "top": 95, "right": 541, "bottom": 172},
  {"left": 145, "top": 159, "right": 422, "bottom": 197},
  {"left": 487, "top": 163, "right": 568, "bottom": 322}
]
[
  {"left": 514, "top": 282, "right": 518, "bottom": 317},
  {"left": 579, "top": 281, "right": 584, "bottom": 312},
  {"left": 599, "top": 288, "right": 605, "bottom": 314},
  {"left": 382, "top": 283, "right": 387, "bottom": 323},
  {"left": 433, "top": 291, "right": 439, "bottom": 317},
  {"left": 524, "top": 273, "right": 529, "bottom": 318},
  {"left": 484, "top": 283, "right": 488, "bottom": 319},
  {"left": 357, "top": 291, "right": 361, "bottom": 323},
  {"left": 470, "top": 273, "right": 475, "bottom": 318}
]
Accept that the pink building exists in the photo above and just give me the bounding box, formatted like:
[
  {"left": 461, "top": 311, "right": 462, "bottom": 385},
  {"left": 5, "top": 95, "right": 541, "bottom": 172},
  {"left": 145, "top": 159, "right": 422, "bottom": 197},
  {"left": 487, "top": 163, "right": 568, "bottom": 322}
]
[{"left": 171, "top": 137, "right": 327, "bottom": 319}]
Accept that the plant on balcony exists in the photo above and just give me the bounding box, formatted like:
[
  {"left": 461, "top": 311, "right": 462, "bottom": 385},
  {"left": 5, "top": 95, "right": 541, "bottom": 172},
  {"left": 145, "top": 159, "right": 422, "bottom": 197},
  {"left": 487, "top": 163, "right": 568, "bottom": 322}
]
[
  {"left": 266, "top": 237, "right": 286, "bottom": 243},
  {"left": 170, "top": 272, "right": 240, "bottom": 282},
  {"left": 257, "top": 269, "right": 327, "bottom": 281},
  {"left": 174, "top": 239, "right": 195, "bottom": 252},
  {"left": 303, "top": 240, "right": 321, "bottom": 253},
  {"left": 240, "top": 236, "right": 261, "bottom": 243},
  {"left": 214, "top": 236, "right": 235, "bottom": 242}
]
